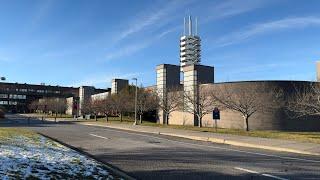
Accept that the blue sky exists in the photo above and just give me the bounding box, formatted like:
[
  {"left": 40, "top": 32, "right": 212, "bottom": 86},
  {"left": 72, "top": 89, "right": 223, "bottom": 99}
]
[{"left": 1, "top": 0, "right": 320, "bottom": 88}]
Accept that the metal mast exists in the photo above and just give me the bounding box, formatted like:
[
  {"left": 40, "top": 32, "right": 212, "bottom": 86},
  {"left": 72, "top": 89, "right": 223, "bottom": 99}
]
[{"left": 180, "top": 15, "right": 201, "bottom": 71}]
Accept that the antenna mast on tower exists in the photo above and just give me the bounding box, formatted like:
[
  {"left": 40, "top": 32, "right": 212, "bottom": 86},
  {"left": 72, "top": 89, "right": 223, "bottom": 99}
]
[
  {"left": 188, "top": 15, "right": 192, "bottom": 35},
  {"left": 180, "top": 15, "right": 201, "bottom": 71}
]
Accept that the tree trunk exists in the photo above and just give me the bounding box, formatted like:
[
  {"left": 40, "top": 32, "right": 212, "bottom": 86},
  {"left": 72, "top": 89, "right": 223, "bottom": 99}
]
[
  {"left": 105, "top": 114, "right": 108, "bottom": 122},
  {"left": 139, "top": 114, "right": 142, "bottom": 124},
  {"left": 120, "top": 113, "right": 122, "bottom": 122},
  {"left": 165, "top": 113, "right": 169, "bottom": 125},
  {"left": 95, "top": 114, "right": 97, "bottom": 121},
  {"left": 198, "top": 116, "right": 202, "bottom": 128},
  {"left": 55, "top": 113, "right": 57, "bottom": 122},
  {"left": 244, "top": 116, "right": 249, "bottom": 131}
]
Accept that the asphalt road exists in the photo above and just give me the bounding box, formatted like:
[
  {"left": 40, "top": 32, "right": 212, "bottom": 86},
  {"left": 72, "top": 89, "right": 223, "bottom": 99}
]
[{"left": 2, "top": 115, "right": 320, "bottom": 180}]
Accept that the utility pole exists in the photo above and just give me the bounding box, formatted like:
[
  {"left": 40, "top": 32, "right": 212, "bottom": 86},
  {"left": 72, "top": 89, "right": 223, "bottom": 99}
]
[{"left": 132, "top": 78, "right": 138, "bottom": 125}]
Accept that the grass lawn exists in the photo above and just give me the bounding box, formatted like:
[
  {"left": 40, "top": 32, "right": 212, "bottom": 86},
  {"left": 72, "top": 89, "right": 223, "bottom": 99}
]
[
  {"left": 82, "top": 116, "right": 320, "bottom": 144},
  {"left": 0, "top": 128, "right": 119, "bottom": 179}
]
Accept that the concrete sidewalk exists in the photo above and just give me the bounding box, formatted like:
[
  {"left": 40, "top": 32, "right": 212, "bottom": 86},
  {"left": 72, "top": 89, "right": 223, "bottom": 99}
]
[{"left": 81, "top": 122, "right": 320, "bottom": 156}]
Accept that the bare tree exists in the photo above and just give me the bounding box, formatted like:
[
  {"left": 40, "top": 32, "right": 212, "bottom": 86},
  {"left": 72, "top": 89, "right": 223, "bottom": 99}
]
[
  {"left": 213, "top": 83, "right": 279, "bottom": 131},
  {"left": 47, "top": 98, "right": 67, "bottom": 121},
  {"left": 184, "top": 85, "right": 220, "bottom": 127},
  {"left": 112, "top": 87, "right": 134, "bottom": 122},
  {"left": 137, "top": 88, "right": 158, "bottom": 124},
  {"left": 91, "top": 99, "right": 103, "bottom": 121},
  {"left": 28, "top": 100, "right": 39, "bottom": 113},
  {"left": 157, "top": 86, "right": 183, "bottom": 125},
  {"left": 285, "top": 83, "right": 320, "bottom": 118},
  {"left": 100, "top": 97, "right": 113, "bottom": 122},
  {"left": 81, "top": 99, "right": 93, "bottom": 116}
]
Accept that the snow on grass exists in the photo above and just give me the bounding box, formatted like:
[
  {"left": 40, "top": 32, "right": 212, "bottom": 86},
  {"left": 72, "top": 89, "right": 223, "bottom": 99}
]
[{"left": 0, "top": 128, "right": 120, "bottom": 179}]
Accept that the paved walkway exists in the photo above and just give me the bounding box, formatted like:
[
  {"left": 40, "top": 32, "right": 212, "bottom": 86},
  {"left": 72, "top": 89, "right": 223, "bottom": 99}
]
[{"left": 81, "top": 122, "right": 320, "bottom": 156}]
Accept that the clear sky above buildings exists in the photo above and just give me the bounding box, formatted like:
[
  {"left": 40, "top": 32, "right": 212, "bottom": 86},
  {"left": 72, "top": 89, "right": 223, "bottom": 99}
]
[{"left": 1, "top": 0, "right": 320, "bottom": 88}]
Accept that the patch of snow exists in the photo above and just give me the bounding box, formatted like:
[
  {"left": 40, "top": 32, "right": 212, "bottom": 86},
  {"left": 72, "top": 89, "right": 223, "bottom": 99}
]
[{"left": 0, "top": 134, "right": 116, "bottom": 179}]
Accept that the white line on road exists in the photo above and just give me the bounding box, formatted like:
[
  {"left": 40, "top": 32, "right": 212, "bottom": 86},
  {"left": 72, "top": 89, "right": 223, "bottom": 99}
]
[
  {"left": 234, "top": 167, "right": 289, "bottom": 180},
  {"left": 96, "top": 126, "right": 320, "bottom": 163},
  {"left": 89, "top": 133, "right": 110, "bottom": 140}
]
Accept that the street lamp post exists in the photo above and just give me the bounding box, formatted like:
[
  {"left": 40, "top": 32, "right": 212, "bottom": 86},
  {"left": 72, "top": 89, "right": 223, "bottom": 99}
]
[{"left": 132, "top": 78, "right": 138, "bottom": 125}]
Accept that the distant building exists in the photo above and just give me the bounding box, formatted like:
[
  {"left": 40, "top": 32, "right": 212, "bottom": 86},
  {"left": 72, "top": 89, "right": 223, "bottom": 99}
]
[
  {"left": 111, "top": 79, "right": 129, "bottom": 94},
  {"left": 0, "top": 82, "right": 106, "bottom": 114},
  {"left": 0, "top": 82, "right": 78, "bottom": 113},
  {"left": 91, "top": 91, "right": 110, "bottom": 101}
]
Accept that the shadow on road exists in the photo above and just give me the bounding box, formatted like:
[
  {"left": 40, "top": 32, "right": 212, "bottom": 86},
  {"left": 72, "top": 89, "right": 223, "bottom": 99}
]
[{"left": 0, "top": 113, "right": 76, "bottom": 128}]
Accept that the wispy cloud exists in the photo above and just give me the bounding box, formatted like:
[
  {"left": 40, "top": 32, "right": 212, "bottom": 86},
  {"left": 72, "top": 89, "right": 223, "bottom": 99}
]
[
  {"left": 29, "top": 0, "right": 54, "bottom": 29},
  {"left": 114, "top": 0, "right": 194, "bottom": 43},
  {"left": 103, "top": 0, "right": 197, "bottom": 61},
  {"left": 105, "top": 41, "right": 151, "bottom": 60},
  {"left": 105, "top": 30, "right": 172, "bottom": 61},
  {"left": 203, "top": 0, "right": 270, "bottom": 23},
  {"left": 215, "top": 16, "right": 320, "bottom": 47}
]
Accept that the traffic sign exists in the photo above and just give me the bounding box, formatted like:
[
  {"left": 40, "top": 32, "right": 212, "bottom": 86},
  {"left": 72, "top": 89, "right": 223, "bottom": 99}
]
[{"left": 213, "top": 107, "right": 220, "bottom": 120}]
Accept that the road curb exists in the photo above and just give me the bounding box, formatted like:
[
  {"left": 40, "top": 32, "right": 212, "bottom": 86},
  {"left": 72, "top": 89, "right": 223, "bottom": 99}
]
[{"left": 80, "top": 123, "right": 320, "bottom": 156}]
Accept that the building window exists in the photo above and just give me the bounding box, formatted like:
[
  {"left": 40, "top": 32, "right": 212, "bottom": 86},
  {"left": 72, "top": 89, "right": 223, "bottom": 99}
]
[
  {"left": 54, "top": 91, "right": 60, "bottom": 94},
  {"left": 9, "top": 101, "right": 17, "bottom": 105},
  {"left": 9, "top": 94, "right": 26, "bottom": 99},
  {"left": 28, "top": 89, "right": 35, "bottom": 92},
  {"left": 19, "top": 89, "right": 27, "bottom": 92},
  {"left": 0, "top": 94, "right": 8, "bottom": 98},
  {"left": 36, "top": 90, "right": 45, "bottom": 93},
  {"left": 0, "top": 101, "right": 8, "bottom": 105}
]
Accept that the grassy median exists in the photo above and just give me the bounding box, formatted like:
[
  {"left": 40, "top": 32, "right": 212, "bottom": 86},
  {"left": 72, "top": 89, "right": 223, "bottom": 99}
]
[{"left": 0, "top": 128, "right": 37, "bottom": 141}]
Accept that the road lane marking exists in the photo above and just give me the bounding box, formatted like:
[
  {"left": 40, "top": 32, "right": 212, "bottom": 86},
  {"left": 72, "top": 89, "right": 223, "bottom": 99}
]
[
  {"left": 234, "top": 167, "right": 289, "bottom": 180},
  {"left": 95, "top": 126, "right": 320, "bottom": 163},
  {"left": 89, "top": 133, "right": 110, "bottom": 140}
]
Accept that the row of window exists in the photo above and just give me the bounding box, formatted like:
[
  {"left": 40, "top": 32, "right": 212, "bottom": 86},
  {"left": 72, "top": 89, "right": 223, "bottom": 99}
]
[
  {"left": 0, "top": 94, "right": 26, "bottom": 99},
  {"left": 0, "top": 101, "right": 17, "bottom": 105},
  {"left": 0, "top": 89, "right": 61, "bottom": 94}
]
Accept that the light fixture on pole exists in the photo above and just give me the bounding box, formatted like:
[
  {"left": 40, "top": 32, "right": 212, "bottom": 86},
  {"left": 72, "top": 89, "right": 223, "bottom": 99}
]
[
  {"left": 0, "top": 77, "right": 6, "bottom": 81},
  {"left": 132, "top": 78, "right": 138, "bottom": 125}
]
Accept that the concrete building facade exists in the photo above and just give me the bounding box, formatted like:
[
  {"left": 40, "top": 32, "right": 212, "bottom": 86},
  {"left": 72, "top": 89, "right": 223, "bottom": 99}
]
[
  {"left": 182, "top": 65, "right": 214, "bottom": 126},
  {"left": 111, "top": 79, "right": 129, "bottom": 94},
  {"left": 156, "top": 64, "right": 181, "bottom": 124}
]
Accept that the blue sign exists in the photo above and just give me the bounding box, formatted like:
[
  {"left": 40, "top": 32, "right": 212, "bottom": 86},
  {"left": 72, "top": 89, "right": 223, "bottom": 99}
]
[{"left": 212, "top": 107, "right": 220, "bottom": 120}]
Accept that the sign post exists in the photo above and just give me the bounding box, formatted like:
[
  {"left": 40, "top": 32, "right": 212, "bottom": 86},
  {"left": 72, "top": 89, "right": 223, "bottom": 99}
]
[{"left": 212, "top": 107, "right": 220, "bottom": 131}]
